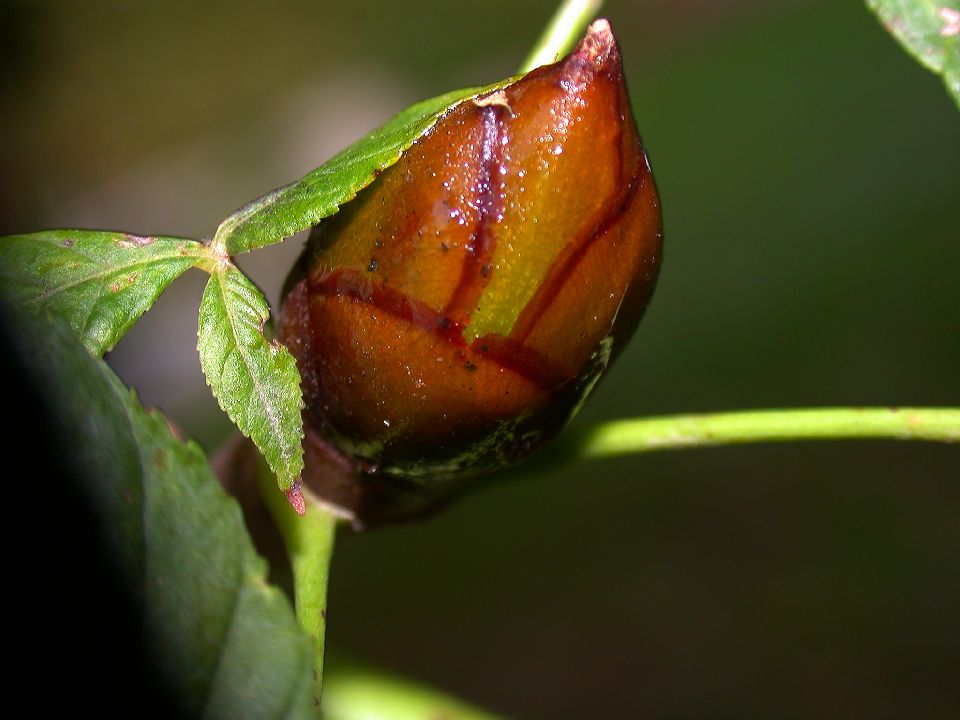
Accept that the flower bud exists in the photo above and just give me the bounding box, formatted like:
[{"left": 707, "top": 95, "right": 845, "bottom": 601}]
[{"left": 280, "top": 20, "right": 662, "bottom": 524}]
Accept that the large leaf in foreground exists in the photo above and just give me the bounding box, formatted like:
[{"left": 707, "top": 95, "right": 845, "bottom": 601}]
[
  {"left": 6, "top": 304, "right": 316, "bottom": 719},
  {"left": 213, "top": 81, "right": 514, "bottom": 255},
  {"left": 0, "top": 229, "right": 207, "bottom": 356},
  {"left": 867, "top": 0, "right": 960, "bottom": 108},
  {"left": 198, "top": 264, "right": 304, "bottom": 490}
]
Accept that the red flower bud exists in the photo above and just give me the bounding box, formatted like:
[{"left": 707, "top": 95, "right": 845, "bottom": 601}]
[{"left": 280, "top": 20, "right": 662, "bottom": 524}]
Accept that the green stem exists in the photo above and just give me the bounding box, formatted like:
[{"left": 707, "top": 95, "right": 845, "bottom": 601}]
[
  {"left": 258, "top": 465, "right": 339, "bottom": 708},
  {"left": 536, "top": 407, "right": 960, "bottom": 470},
  {"left": 322, "top": 656, "right": 506, "bottom": 720},
  {"left": 518, "top": 0, "right": 605, "bottom": 73},
  {"left": 252, "top": 406, "right": 957, "bottom": 712}
]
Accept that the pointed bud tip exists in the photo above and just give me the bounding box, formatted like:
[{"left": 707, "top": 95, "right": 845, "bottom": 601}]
[
  {"left": 562, "top": 18, "right": 620, "bottom": 89},
  {"left": 588, "top": 18, "right": 613, "bottom": 41},
  {"left": 285, "top": 481, "right": 306, "bottom": 516},
  {"left": 577, "top": 18, "right": 616, "bottom": 63}
]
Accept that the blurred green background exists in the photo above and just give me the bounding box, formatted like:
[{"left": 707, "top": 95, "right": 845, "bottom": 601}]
[{"left": 3, "top": 0, "right": 958, "bottom": 717}]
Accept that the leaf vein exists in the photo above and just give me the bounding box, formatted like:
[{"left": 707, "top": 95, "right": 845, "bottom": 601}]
[
  {"left": 216, "top": 270, "right": 288, "bottom": 467},
  {"left": 33, "top": 253, "right": 196, "bottom": 303}
]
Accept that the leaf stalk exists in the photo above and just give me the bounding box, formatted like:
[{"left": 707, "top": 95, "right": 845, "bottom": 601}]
[{"left": 258, "top": 463, "right": 338, "bottom": 711}]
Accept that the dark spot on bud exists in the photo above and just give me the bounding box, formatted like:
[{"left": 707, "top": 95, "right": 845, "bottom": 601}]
[{"left": 367, "top": 258, "right": 379, "bottom": 272}]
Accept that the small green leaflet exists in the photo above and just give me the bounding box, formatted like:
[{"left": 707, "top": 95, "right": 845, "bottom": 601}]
[
  {"left": 867, "top": 0, "right": 960, "bottom": 109},
  {"left": 213, "top": 80, "right": 517, "bottom": 255},
  {"left": 198, "top": 263, "right": 304, "bottom": 490},
  {"left": 0, "top": 229, "right": 207, "bottom": 357},
  {"left": 6, "top": 305, "right": 316, "bottom": 719}
]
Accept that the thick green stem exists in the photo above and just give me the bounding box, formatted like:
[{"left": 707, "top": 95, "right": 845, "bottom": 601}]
[
  {"left": 258, "top": 464, "right": 338, "bottom": 708},
  {"left": 518, "top": 0, "right": 605, "bottom": 73},
  {"left": 529, "top": 407, "right": 960, "bottom": 472}
]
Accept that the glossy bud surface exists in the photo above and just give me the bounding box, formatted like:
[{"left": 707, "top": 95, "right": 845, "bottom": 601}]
[{"left": 280, "top": 20, "right": 662, "bottom": 523}]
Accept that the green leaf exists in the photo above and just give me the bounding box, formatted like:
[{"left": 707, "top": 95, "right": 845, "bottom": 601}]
[
  {"left": 0, "top": 229, "right": 208, "bottom": 356},
  {"left": 4, "top": 303, "right": 317, "bottom": 719},
  {"left": 867, "top": 0, "right": 960, "bottom": 109},
  {"left": 198, "top": 263, "right": 304, "bottom": 490},
  {"left": 213, "top": 81, "right": 516, "bottom": 255}
]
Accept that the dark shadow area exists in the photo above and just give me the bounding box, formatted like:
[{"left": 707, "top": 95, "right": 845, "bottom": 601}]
[{"left": 0, "top": 312, "right": 187, "bottom": 719}]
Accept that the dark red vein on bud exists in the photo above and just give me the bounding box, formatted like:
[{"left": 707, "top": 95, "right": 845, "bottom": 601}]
[
  {"left": 509, "top": 154, "right": 646, "bottom": 345},
  {"left": 509, "top": 32, "right": 633, "bottom": 346},
  {"left": 311, "top": 268, "right": 565, "bottom": 391},
  {"left": 470, "top": 334, "right": 567, "bottom": 390},
  {"left": 444, "top": 105, "right": 505, "bottom": 325},
  {"left": 312, "top": 268, "right": 466, "bottom": 345}
]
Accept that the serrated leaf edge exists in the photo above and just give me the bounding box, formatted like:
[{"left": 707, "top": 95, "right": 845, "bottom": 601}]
[
  {"left": 198, "top": 265, "right": 304, "bottom": 490},
  {"left": 213, "top": 79, "right": 518, "bottom": 255}
]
